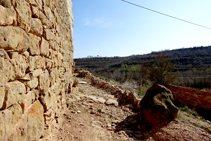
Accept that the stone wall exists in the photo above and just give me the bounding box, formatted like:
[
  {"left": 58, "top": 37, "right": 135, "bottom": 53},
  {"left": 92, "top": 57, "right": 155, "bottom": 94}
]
[{"left": 0, "top": 0, "right": 74, "bottom": 140}]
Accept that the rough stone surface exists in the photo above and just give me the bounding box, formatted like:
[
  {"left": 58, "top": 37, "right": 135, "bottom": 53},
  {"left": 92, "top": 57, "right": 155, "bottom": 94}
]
[
  {"left": 138, "top": 84, "right": 178, "bottom": 132},
  {"left": 30, "top": 18, "right": 43, "bottom": 36},
  {"left": 0, "top": 0, "right": 73, "bottom": 140},
  {"left": 105, "top": 99, "right": 118, "bottom": 106},
  {"left": 0, "top": 26, "right": 30, "bottom": 52},
  {"left": 0, "top": 5, "right": 16, "bottom": 26},
  {"left": 14, "top": 0, "right": 31, "bottom": 31},
  {"left": 38, "top": 69, "right": 50, "bottom": 92},
  {"left": 28, "top": 33, "right": 41, "bottom": 55},
  {"left": 5, "top": 81, "right": 26, "bottom": 109},
  {"left": 0, "top": 86, "right": 5, "bottom": 109}
]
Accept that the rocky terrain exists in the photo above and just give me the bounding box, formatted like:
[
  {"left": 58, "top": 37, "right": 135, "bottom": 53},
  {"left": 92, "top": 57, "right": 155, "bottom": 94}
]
[{"left": 41, "top": 75, "right": 211, "bottom": 141}]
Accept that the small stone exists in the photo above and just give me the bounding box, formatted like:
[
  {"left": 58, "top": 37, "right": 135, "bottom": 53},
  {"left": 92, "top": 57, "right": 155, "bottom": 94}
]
[
  {"left": 105, "top": 99, "right": 118, "bottom": 106},
  {"left": 90, "top": 111, "right": 96, "bottom": 114}
]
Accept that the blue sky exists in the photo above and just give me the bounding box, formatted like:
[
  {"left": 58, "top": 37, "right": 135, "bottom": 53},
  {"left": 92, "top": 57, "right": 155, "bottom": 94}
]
[{"left": 73, "top": 0, "right": 211, "bottom": 58}]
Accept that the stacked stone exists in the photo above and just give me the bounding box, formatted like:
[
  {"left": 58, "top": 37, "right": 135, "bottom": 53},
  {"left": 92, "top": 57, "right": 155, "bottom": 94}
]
[
  {"left": 0, "top": 0, "right": 73, "bottom": 140},
  {"left": 77, "top": 70, "right": 142, "bottom": 112}
]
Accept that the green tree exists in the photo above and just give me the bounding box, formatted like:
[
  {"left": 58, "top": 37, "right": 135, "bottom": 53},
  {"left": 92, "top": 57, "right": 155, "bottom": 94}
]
[{"left": 141, "top": 54, "right": 176, "bottom": 85}]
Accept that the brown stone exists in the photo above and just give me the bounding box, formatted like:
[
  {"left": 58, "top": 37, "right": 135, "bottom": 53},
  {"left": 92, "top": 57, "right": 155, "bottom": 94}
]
[
  {"left": 10, "top": 100, "right": 44, "bottom": 141},
  {"left": 24, "top": 91, "right": 36, "bottom": 112},
  {"left": 38, "top": 69, "right": 50, "bottom": 92},
  {"left": 49, "top": 68, "right": 58, "bottom": 86},
  {"left": 0, "top": 26, "right": 30, "bottom": 52},
  {"left": 35, "top": 56, "right": 45, "bottom": 69},
  {"left": 28, "top": 33, "right": 41, "bottom": 55},
  {"left": 9, "top": 53, "right": 29, "bottom": 79},
  {"left": 4, "top": 81, "right": 26, "bottom": 108},
  {"left": 40, "top": 37, "right": 50, "bottom": 57},
  {"left": 30, "top": 69, "right": 43, "bottom": 77},
  {"left": 25, "top": 0, "right": 37, "bottom": 6},
  {"left": 138, "top": 84, "right": 178, "bottom": 132},
  {"left": 0, "top": 86, "right": 5, "bottom": 109},
  {"left": 43, "top": 5, "right": 55, "bottom": 23},
  {"left": 0, "top": 5, "right": 16, "bottom": 26},
  {"left": 0, "top": 0, "right": 12, "bottom": 8},
  {"left": 0, "top": 58, "right": 8, "bottom": 85},
  {"left": 30, "top": 18, "right": 43, "bottom": 36},
  {"left": 28, "top": 56, "right": 35, "bottom": 71},
  {"left": 26, "top": 77, "right": 38, "bottom": 89},
  {"left": 14, "top": 0, "right": 31, "bottom": 31},
  {"left": 0, "top": 49, "right": 9, "bottom": 59},
  {"left": 4, "top": 104, "right": 22, "bottom": 139},
  {"left": 44, "top": 29, "right": 56, "bottom": 41},
  {"left": 35, "top": 0, "right": 42, "bottom": 9}
]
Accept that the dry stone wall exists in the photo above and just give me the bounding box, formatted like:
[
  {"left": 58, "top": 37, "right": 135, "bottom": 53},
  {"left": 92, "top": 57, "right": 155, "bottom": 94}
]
[{"left": 0, "top": 0, "right": 74, "bottom": 140}]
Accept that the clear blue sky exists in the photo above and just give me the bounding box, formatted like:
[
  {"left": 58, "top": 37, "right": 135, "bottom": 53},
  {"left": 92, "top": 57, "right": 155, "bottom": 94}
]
[{"left": 73, "top": 0, "right": 211, "bottom": 58}]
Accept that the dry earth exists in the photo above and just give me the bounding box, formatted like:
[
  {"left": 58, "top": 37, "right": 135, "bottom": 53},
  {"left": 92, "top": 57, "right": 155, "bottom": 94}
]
[{"left": 40, "top": 77, "right": 211, "bottom": 141}]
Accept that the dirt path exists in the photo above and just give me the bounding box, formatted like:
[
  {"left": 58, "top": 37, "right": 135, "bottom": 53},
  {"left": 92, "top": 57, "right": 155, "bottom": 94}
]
[{"left": 41, "top": 77, "right": 211, "bottom": 141}]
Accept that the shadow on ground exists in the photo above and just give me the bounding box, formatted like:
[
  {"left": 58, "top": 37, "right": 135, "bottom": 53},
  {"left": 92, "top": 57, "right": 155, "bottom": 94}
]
[{"left": 114, "top": 114, "right": 172, "bottom": 140}]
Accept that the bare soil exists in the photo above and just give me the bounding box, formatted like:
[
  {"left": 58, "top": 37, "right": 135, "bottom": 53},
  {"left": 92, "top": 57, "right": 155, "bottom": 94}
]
[{"left": 40, "top": 77, "right": 211, "bottom": 141}]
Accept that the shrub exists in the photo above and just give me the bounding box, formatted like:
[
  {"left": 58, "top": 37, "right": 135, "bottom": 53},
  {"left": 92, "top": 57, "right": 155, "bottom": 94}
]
[{"left": 141, "top": 54, "right": 177, "bottom": 85}]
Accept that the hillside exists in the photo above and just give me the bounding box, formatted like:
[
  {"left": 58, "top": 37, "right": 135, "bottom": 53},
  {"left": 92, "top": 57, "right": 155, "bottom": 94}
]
[{"left": 74, "top": 46, "right": 211, "bottom": 72}]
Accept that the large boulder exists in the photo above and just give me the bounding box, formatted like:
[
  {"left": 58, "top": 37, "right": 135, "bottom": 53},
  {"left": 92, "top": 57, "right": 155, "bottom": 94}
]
[{"left": 138, "top": 84, "right": 178, "bottom": 132}]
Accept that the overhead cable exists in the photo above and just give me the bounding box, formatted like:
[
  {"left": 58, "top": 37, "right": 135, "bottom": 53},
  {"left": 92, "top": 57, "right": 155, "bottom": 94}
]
[{"left": 122, "top": 0, "right": 211, "bottom": 30}]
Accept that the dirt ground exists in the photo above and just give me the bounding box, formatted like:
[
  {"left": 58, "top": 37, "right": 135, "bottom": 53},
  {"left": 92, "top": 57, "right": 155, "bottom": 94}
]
[{"left": 40, "top": 77, "right": 211, "bottom": 141}]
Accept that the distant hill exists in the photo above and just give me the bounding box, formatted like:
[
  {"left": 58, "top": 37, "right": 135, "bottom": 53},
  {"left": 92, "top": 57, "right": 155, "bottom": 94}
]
[{"left": 74, "top": 46, "right": 211, "bottom": 73}]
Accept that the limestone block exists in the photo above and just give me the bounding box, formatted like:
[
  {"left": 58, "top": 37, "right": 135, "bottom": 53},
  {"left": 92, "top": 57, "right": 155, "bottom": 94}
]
[
  {"left": 44, "top": 29, "right": 56, "bottom": 41},
  {"left": 0, "top": 0, "right": 11, "bottom": 8},
  {"left": 38, "top": 69, "right": 50, "bottom": 92},
  {"left": 25, "top": 0, "right": 37, "bottom": 6},
  {"left": 49, "top": 41, "right": 59, "bottom": 52},
  {"left": 0, "top": 26, "right": 30, "bottom": 53},
  {"left": 3, "top": 103, "right": 22, "bottom": 140},
  {"left": 0, "top": 5, "right": 16, "bottom": 26},
  {"left": 14, "top": 0, "right": 31, "bottom": 31},
  {"left": 26, "top": 101, "right": 44, "bottom": 140},
  {"left": 26, "top": 77, "right": 38, "bottom": 89},
  {"left": 11, "top": 100, "right": 44, "bottom": 141},
  {"left": 21, "top": 51, "right": 29, "bottom": 58},
  {"left": 35, "top": 0, "right": 42, "bottom": 9},
  {"left": 28, "top": 33, "right": 41, "bottom": 55},
  {"left": 9, "top": 53, "right": 29, "bottom": 79},
  {"left": 28, "top": 56, "right": 35, "bottom": 71},
  {"left": 43, "top": 5, "right": 55, "bottom": 23},
  {"left": 59, "top": 67, "right": 65, "bottom": 79},
  {"left": 45, "top": 58, "right": 52, "bottom": 69},
  {"left": 30, "top": 69, "right": 43, "bottom": 78},
  {"left": 43, "top": 0, "right": 50, "bottom": 7},
  {"left": 31, "top": 6, "right": 39, "bottom": 18},
  {"left": 24, "top": 91, "right": 36, "bottom": 111},
  {"left": 40, "top": 37, "right": 50, "bottom": 57},
  {"left": 0, "top": 111, "right": 5, "bottom": 140},
  {"left": 0, "top": 58, "right": 8, "bottom": 85},
  {"left": 49, "top": 68, "right": 58, "bottom": 86},
  {"left": 5, "top": 81, "right": 26, "bottom": 108},
  {"left": 35, "top": 56, "right": 45, "bottom": 69},
  {"left": 30, "top": 18, "right": 43, "bottom": 36},
  {"left": 0, "top": 86, "right": 5, "bottom": 109},
  {"left": 32, "top": 6, "right": 53, "bottom": 28},
  {"left": 39, "top": 90, "right": 54, "bottom": 112},
  {"left": 0, "top": 49, "right": 9, "bottom": 59}
]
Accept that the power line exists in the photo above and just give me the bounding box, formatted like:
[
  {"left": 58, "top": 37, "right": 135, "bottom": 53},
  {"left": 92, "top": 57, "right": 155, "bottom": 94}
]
[{"left": 121, "top": 0, "right": 211, "bottom": 30}]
